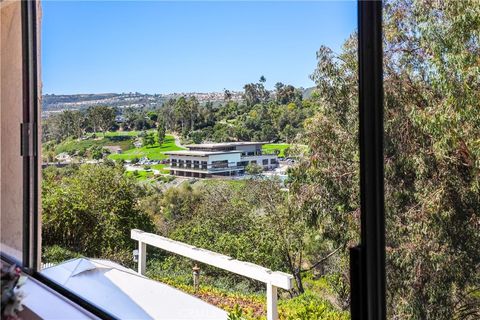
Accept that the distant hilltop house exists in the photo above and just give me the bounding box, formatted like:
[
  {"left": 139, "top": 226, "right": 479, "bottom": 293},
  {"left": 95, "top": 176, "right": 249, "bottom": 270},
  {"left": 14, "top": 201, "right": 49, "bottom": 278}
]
[{"left": 165, "top": 142, "right": 278, "bottom": 178}]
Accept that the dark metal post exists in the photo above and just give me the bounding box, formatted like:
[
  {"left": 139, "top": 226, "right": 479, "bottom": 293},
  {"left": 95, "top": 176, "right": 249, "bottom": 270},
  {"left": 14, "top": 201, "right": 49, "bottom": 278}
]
[
  {"left": 21, "top": 0, "right": 40, "bottom": 271},
  {"left": 351, "top": 1, "right": 386, "bottom": 319}
]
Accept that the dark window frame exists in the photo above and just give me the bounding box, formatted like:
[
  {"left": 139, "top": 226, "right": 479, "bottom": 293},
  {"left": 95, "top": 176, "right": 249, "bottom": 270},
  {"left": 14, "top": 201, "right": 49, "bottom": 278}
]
[
  {"left": 350, "top": 1, "right": 386, "bottom": 320},
  {"left": 15, "top": 1, "right": 117, "bottom": 319},
  {"left": 11, "top": 1, "right": 386, "bottom": 319}
]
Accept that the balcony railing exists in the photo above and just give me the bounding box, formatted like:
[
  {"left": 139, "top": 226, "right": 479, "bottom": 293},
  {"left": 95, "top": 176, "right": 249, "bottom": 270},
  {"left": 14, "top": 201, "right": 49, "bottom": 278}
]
[
  {"left": 131, "top": 229, "right": 293, "bottom": 320},
  {"left": 208, "top": 166, "right": 244, "bottom": 172},
  {"left": 168, "top": 163, "right": 244, "bottom": 172}
]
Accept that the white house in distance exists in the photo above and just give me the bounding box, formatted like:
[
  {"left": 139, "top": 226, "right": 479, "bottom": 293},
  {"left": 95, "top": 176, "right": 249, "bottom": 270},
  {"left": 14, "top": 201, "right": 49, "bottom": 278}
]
[{"left": 165, "top": 142, "right": 278, "bottom": 178}]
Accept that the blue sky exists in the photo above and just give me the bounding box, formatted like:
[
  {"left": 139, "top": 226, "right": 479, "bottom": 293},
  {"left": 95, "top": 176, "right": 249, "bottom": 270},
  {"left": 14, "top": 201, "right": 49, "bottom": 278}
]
[{"left": 42, "top": 1, "right": 356, "bottom": 94}]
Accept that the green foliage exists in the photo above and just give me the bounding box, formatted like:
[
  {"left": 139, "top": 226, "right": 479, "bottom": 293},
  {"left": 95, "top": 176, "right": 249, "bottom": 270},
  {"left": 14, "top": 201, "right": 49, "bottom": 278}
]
[
  {"left": 52, "top": 134, "right": 134, "bottom": 156},
  {"left": 279, "top": 292, "right": 348, "bottom": 320},
  {"left": 109, "top": 135, "right": 184, "bottom": 161},
  {"left": 287, "top": 0, "right": 480, "bottom": 318},
  {"left": 39, "top": 2, "right": 479, "bottom": 318},
  {"left": 245, "top": 163, "right": 263, "bottom": 175},
  {"left": 189, "top": 130, "right": 204, "bottom": 144},
  {"left": 155, "top": 174, "right": 175, "bottom": 183},
  {"left": 243, "top": 77, "right": 270, "bottom": 107},
  {"left": 148, "top": 269, "right": 346, "bottom": 320},
  {"left": 41, "top": 110, "right": 86, "bottom": 142},
  {"left": 120, "top": 108, "right": 155, "bottom": 131},
  {"left": 159, "top": 81, "right": 314, "bottom": 143},
  {"left": 147, "top": 111, "right": 158, "bottom": 122},
  {"left": 157, "top": 120, "right": 166, "bottom": 145},
  {"left": 142, "top": 132, "right": 156, "bottom": 147},
  {"left": 263, "top": 144, "right": 294, "bottom": 158},
  {"left": 90, "top": 146, "right": 104, "bottom": 160},
  {"left": 228, "top": 305, "right": 245, "bottom": 320},
  {"left": 155, "top": 180, "right": 316, "bottom": 295},
  {"left": 42, "top": 245, "right": 82, "bottom": 264},
  {"left": 126, "top": 170, "right": 155, "bottom": 181},
  {"left": 87, "top": 106, "right": 116, "bottom": 136},
  {"left": 42, "top": 164, "right": 155, "bottom": 264}
]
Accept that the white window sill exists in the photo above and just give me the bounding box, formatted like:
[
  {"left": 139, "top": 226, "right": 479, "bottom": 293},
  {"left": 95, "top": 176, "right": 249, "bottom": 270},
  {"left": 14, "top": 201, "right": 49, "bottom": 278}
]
[{"left": 21, "top": 276, "right": 97, "bottom": 320}]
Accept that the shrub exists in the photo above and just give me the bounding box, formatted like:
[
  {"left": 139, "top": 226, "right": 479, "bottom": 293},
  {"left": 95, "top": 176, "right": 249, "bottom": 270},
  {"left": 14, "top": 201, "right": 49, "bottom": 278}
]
[{"left": 42, "top": 245, "right": 82, "bottom": 264}]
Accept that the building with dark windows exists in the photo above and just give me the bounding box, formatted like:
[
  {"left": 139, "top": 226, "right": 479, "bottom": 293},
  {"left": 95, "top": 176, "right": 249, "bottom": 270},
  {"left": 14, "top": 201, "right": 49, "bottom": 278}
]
[{"left": 165, "top": 142, "right": 278, "bottom": 178}]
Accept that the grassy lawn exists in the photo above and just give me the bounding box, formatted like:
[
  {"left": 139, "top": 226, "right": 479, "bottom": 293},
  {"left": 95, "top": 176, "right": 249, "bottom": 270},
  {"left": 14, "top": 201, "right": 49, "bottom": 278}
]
[
  {"left": 54, "top": 130, "right": 156, "bottom": 155},
  {"left": 262, "top": 143, "right": 291, "bottom": 157},
  {"left": 125, "top": 170, "right": 155, "bottom": 181},
  {"left": 109, "top": 135, "right": 184, "bottom": 161},
  {"left": 53, "top": 131, "right": 182, "bottom": 163},
  {"left": 262, "top": 143, "right": 308, "bottom": 157},
  {"left": 126, "top": 165, "right": 172, "bottom": 181},
  {"left": 55, "top": 136, "right": 134, "bottom": 155},
  {"left": 151, "top": 164, "right": 170, "bottom": 174},
  {"left": 87, "top": 130, "right": 153, "bottom": 138}
]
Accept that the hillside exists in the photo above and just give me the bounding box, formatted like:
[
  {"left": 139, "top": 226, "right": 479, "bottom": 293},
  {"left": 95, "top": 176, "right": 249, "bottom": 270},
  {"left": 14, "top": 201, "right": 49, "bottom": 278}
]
[
  {"left": 42, "top": 91, "right": 243, "bottom": 115},
  {"left": 41, "top": 88, "right": 316, "bottom": 116}
]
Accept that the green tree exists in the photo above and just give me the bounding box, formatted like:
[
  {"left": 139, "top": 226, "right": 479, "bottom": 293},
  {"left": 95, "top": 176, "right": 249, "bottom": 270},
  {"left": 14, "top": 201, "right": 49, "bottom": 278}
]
[
  {"left": 90, "top": 146, "right": 104, "bottom": 160},
  {"left": 157, "top": 121, "right": 166, "bottom": 146},
  {"left": 223, "top": 89, "right": 232, "bottom": 101},
  {"left": 187, "top": 97, "right": 200, "bottom": 133},
  {"left": 189, "top": 131, "right": 203, "bottom": 144},
  {"left": 87, "top": 106, "right": 115, "bottom": 137},
  {"left": 44, "top": 110, "right": 86, "bottom": 142},
  {"left": 245, "top": 163, "right": 263, "bottom": 176},
  {"left": 242, "top": 77, "right": 270, "bottom": 107},
  {"left": 290, "top": 0, "right": 480, "bottom": 317},
  {"left": 42, "top": 164, "right": 155, "bottom": 263},
  {"left": 282, "top": 124, "right": 296, "bottom": 143},
  {"left": 143, "top": 132, "right": 155, "bottom": 147},
  {"left": 147, "top": 111, "right": 158, "bottom": 122},
  {"left": 174, "top": 96, "right": 189, "bottom": 134}
]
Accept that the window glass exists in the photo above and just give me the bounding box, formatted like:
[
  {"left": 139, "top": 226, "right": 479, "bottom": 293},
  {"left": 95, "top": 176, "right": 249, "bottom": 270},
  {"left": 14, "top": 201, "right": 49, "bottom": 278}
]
[
  {"left": 40, "top": 1, "right": 359, "bottom": 318},
  {"left": 383, "top": 1, "right": 480, "bottom": 319}
]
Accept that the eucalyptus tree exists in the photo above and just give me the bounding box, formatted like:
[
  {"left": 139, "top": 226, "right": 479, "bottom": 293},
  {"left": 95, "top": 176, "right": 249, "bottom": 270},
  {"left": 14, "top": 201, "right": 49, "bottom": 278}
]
[
  {"left": 289, "top": 0, "right": 480, "bottom": 318},
  {"left": 87, "top": 106, "right": 116, "bottom": 137}
]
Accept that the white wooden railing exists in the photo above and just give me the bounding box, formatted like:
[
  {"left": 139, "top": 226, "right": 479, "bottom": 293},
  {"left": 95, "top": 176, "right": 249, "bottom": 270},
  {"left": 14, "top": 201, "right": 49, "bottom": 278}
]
[{"left": 131, "top": 229, "right": 293, "bottom": 320}]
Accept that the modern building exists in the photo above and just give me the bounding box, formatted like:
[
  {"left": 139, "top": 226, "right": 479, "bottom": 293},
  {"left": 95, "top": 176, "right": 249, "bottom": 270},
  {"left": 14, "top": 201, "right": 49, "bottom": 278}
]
[{"left": 165, "top": 142, "right": 279, "bottom": 178}]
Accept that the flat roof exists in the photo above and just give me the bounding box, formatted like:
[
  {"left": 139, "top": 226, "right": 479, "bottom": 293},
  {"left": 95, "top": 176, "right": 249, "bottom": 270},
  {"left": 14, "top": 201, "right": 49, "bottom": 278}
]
[
  {"left": 185, "top": 142, "right": 267, "bottom": 149},
  {"left": 164, "top": 150, "right": 242, "bottom": 157},
  {"left": 41, "top": 258, "right": 228, "bottom": 320}
]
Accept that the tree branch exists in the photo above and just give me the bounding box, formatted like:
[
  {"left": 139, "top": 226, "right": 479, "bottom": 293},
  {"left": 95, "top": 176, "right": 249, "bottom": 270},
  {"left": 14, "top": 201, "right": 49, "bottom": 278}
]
[{"left": 300, "top": 245, "right": 343, "bottom": 273}]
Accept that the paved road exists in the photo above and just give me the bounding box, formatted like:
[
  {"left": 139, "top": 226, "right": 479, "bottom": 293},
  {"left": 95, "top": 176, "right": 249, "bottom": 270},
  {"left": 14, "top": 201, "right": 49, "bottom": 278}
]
[{"left": 170, "top": 133, "right": 186, "bottom": 149}]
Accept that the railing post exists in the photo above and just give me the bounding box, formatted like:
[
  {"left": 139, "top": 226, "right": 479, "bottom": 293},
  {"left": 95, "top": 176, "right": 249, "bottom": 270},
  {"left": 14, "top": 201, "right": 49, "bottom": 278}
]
[
  {"left": 138, "top": 241, "right": 146, "bottom": 275},
  {"left": 131, "top": 229, "right": 293, "bottom": 319},
  {"left": 266, "top": 282, "right": 278, "bottom": 320}
]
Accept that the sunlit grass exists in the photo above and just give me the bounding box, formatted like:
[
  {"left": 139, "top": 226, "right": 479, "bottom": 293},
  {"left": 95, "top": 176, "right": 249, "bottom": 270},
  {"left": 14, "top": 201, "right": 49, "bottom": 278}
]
[
  {"left": 109, "top": 135, "right": 184, "bottom": 161},
  {"left": 262, "top": 143, "right": 290, "bottom": 157}
]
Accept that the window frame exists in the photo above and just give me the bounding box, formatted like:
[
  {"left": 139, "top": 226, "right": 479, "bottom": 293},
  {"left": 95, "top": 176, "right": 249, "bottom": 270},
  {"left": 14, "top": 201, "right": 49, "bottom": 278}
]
[
  {"left": 11, "top": 0, "right": 387, "bottom": 319},
  {"left": 351, "top": 1, "right": 386, "bottom": 319},
  {"left": 14, "top": 1, "right": 118, "bottom": 319}
]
